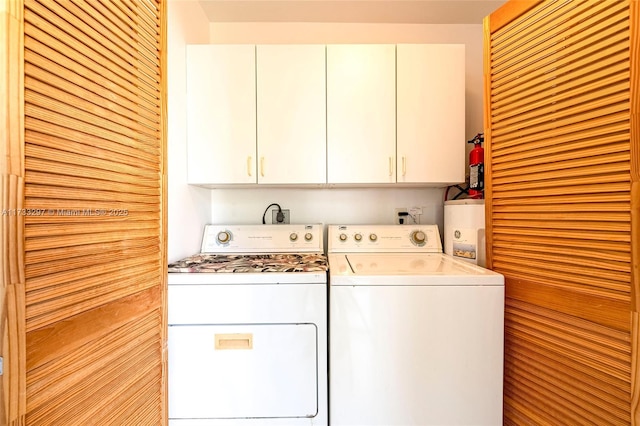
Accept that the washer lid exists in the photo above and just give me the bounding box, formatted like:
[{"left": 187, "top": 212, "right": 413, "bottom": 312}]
[{"left": 329, "top": 253, "right": 504, "bottom": 286}]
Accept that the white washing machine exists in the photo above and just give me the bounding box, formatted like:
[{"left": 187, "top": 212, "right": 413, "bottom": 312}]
[
  {"left": 328, "top": 224, "right": 504, "bottom": 426},
  {"left": 168, "top": 224, "right": 327, "bottom": 426}
]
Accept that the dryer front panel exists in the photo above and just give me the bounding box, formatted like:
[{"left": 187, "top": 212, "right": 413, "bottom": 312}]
[{"left": 169, "top": 323, "right": 318, "bottom": 419}]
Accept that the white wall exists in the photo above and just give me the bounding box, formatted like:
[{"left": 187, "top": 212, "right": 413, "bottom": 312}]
[
  {"left": 168, "top": 1, "right": 212, "bottom": 262},
  {"left": 209, "top": 186, "right": 445, "bottom": 226},
  {"left": 168, "top": 8, "right": 485, "bottom": 260}
]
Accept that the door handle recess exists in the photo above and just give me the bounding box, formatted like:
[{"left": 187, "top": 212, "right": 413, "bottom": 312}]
[
  {"left": 402, "top": 156, "right": 406, "bottom": 176},
  {"left": 247, "top": 156, "right": 252, "bottom": 176},
  {"left": 260, "top": 157, "right": 265, "bottom": 177},
  {"left": 215, "top": 333, "right": 253, "bottom": 350}
]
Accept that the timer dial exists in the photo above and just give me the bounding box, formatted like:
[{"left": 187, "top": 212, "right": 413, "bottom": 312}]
[
  {"left": 410, "top": 230, "right": 426, "bottom": 246},
  {"left": 216, "top": 231, "right": 231, "bottom": 245}
]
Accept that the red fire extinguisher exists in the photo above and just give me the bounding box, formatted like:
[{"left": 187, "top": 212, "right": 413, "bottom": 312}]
[{"left": 468, "top": 133, "right": 484, "bottom": 199}]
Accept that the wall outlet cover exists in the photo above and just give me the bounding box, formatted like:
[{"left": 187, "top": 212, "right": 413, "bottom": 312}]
[
  {"left": 272, "top": 209, "right": 290, "bottom": 224},
  {"left": 395, "top": 207, "right": 408, "bottom": 225}
]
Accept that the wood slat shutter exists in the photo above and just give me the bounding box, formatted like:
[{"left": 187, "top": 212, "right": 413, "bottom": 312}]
[
  {"left": 484, "top": 0, "right": 639, "bottom": 424},
  {"left": 1, "top": 0, "right": 27, "bottom": 423},
  {"left": 19, "top": 0, "right": 167, "bottom": 424}
]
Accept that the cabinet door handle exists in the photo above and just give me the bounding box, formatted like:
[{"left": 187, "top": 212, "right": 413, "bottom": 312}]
[
  {"left": 402, "top": 156, "right": 407, "bottom": 177},
  {"left": 389, "top": 157, "right": 393, "bottom": 176},
  {"left": 247, "top": 156, "right": 252, "bottom": 176},
  {"left": 260, "top": 157, "right": 265, "bottom": 177}
]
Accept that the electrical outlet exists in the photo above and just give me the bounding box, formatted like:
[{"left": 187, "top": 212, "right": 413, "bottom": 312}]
[
  {"left": 408, "top": 207, "right": 423, "bottom": 224},
  {"left": 272, "top": 209, "right": 290, "bottom": 224},
  {"left": 408, "top": 207, "right": 423, "bottom": 217},
  {"left": 395, "top": 207, "right": 408, "bottom": 225}
]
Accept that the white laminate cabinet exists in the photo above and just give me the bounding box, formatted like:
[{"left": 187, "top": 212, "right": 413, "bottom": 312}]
[
  {"left": 326, "top": 44, "right": 396, "bottom": 185},
  {"left": 397, "top": 44, "right": 466, "bottom": 185},
  {"left": 256, "top": 45, "right": 326, "bottom": 185},
  {"left": 187, "top": 43, "right": 465, "bottom": 188},
  {"left": 186, "top": 45, "right": 256, "bottom": 185}
]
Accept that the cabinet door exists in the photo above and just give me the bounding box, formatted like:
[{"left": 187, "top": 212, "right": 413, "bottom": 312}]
[
  {"left": 186, "top": 45, "right": 256, "bottom": 185},
  {"left": 327, "top": 45, "right": 396, "bottom": 184},
  {"left": 397, "top": 44, "right": 465, "bottom": 184},
  {"left": 257, "top": 45, "right": 326, "bottom": 184}
]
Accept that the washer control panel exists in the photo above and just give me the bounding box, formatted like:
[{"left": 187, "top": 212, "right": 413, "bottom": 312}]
[{"left": 328, "top": 225, "right": 442, "bottom": 253}]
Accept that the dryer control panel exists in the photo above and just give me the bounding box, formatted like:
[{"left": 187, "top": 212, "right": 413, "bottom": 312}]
[
  {"left": 328, "top": 225, "right": 442, "bottom": 253},
  {"left": 201, "top": 224, "right": 324, "bottom": 254}
]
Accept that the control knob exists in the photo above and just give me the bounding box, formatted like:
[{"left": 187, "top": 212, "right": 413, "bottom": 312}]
[
  {"left": 369, "top": 233, "right": 378, "bottom": 242},
  {"left": 304, "top": 233, "right": 313, "bottom": 241},
  {"left": 216, "top": 231, "right": 231, "bottom": 245},
  {"left": 354, "top": 233, "right": 363, "bottom": 242},
  {"left": 339, "top": 233, "right": 348, "bottom": 242},
  {"left": 289, "top": 233, "right": 298, "bottom": 241},
  {"left": 410, "top": 230, "right": 426, "bottom": 246}
]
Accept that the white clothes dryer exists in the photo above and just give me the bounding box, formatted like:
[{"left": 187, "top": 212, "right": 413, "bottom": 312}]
[
  {"left": 168, "top": 224, "right": 328, "bottom": 426},
  {"left": 328, "top": 224, "right": 504, "bottom": 426}
]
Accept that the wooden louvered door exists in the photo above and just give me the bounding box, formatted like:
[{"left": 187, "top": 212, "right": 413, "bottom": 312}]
[
  {"left": 1, "top": 0, "right": 26, "bottom": 423},
  {"left": 484, "top": 0, "right": 639, "bottom": 424},
  {"left": 1, "top": 0, "right": 167, "bottom": 424}
]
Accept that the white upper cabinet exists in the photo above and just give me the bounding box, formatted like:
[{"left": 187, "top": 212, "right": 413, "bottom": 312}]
[
  {"left": 397, "top": 44, "right": 465, "bottom": 185},
  {"left": 186, "top": 45, "right": 257, "bottom": 185},
  {"left": 326, "top": 44, "right": 397, "bottom": 184},
  {"left": 256, "top": 45, "right": 326, "bottom": 184},
  {"left": 186, "top": 43, "right": 465, "bottom": 187}
]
